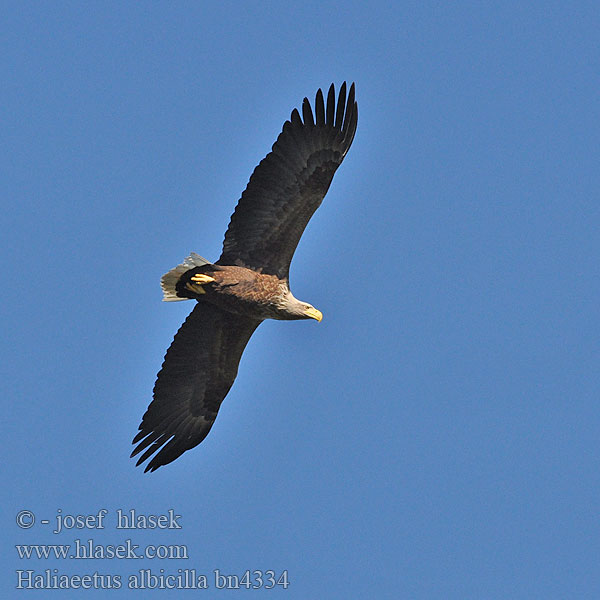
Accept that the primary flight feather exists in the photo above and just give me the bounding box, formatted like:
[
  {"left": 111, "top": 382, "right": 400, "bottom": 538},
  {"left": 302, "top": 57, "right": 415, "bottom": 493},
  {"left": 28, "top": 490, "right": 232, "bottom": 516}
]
[{"left": 132, "top": 83, "right": 358, "bottom": 472}]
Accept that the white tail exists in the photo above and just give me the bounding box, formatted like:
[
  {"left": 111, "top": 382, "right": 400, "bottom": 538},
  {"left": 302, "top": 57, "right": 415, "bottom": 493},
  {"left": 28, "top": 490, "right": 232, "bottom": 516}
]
[{"left": 160, "top": 253, "right": 211, "bottom": 301}]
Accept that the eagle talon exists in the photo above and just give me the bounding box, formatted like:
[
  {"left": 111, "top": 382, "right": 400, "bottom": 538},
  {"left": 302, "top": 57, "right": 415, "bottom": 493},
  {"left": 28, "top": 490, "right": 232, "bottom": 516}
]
[
  {"left": 185, "top": 282, "right": 206, "bottom": 294},
  {"left": 190, "top": 274, "right": 215, "bottom": 284}
]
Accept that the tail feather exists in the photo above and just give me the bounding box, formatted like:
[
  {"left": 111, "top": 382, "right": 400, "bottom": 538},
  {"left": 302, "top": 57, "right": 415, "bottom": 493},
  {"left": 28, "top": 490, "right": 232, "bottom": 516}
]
[{"left": 161, "top": 253, "right": 211, "bottom": 301}]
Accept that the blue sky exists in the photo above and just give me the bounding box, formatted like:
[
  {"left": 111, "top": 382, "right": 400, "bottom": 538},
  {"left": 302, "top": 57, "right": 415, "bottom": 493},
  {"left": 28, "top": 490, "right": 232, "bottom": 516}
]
[{"left": 3, "top": 2, "right": 600, "bottom": 598}]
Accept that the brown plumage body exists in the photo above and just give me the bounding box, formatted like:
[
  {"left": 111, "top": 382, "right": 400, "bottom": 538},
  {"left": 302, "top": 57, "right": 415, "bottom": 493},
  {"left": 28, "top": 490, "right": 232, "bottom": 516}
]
[{"left": 176, "top": 265, "right": 296, "bottom": 321}]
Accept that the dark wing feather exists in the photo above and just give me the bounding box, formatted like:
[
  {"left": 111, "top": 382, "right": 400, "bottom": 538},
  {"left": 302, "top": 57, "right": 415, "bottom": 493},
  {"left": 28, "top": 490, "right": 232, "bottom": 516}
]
[
  {"left": 132, "top": 303, "right": 261, "bottom": 472},
  {"left": 217, "top": 82, "right": 358, "bottom": 279}
]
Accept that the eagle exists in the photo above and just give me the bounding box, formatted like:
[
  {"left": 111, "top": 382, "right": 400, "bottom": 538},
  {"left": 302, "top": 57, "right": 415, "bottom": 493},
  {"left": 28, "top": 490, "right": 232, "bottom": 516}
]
[{"left": 132, "top": 82, "right": 358, "bottom": 472}]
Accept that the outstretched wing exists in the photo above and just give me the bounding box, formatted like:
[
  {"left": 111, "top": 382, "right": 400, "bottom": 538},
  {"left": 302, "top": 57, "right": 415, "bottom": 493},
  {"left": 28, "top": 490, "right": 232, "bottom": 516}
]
[
  {"left": 132, "top": 303, "right": 261, "bottom": 472},
  {"left": 218, "top": 82, "right": 358, "bottom": 280}
]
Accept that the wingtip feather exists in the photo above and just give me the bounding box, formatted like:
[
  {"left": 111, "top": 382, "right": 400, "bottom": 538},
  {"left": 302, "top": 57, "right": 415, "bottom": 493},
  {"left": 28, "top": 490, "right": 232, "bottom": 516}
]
[
  {"left": 315, "top": 88, "right": 325, "bottom": 125},
  {"left": 326, "top": 83, "right": 335, "bottom": 125},
  {"left": 302, "top": 97, "right": 314, "bottom": 125}
]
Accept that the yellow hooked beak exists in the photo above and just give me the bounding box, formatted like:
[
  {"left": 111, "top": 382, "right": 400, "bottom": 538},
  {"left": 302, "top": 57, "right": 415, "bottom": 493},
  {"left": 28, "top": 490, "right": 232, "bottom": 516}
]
[{"left": 305, "top": 307, "right": 323, "bottom": 322}]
